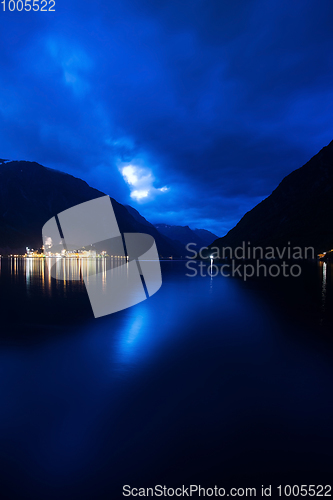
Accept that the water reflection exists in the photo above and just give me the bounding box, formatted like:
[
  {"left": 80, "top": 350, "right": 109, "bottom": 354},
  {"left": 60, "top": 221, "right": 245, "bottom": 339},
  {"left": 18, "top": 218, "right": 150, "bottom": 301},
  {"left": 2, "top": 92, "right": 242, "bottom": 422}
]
[
  {"left": 1, "top": 260, "right": 333, "bottom": 498},
  {"left": 4, "top": 257, "right": 135, "bottom": 304},
  {"left": 116, "top": 311, "right": 148, "bottom": 366},
  {"left": 52, "top": 257, "right": 128, "bottom": 282},
  {"left": 320, "top": 261, "right": 328, "bottom": 325},
  {"left": 114, "top": 304, "right": 166, "bottom": 370},
  {"left": 10, "top": 257, "right": 123, "bottom": 286},
  {"left": 1, "top": 257, "right": 332, "bottom": 331},
  {"left": 322, "top": 262, "right": 327, "bottom": 304}
]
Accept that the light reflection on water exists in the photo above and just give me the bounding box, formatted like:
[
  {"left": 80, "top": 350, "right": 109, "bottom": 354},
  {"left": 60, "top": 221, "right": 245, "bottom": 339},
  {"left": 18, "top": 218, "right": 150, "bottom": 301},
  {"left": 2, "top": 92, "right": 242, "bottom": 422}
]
[
  {"left": 322, "top": 261, "right": 327, "bottom": 307},
  {"left": 3, "top": 256, "right": 128, "bottom": 296},
  {"left": 0, "top": 259, "right": 332, "bottom": 498},
  {"left": 0, "top": 257, "right": 332, "bottom": 326},
  {"left": 0, "top": 257, "right": 331, "bottom": 322}
]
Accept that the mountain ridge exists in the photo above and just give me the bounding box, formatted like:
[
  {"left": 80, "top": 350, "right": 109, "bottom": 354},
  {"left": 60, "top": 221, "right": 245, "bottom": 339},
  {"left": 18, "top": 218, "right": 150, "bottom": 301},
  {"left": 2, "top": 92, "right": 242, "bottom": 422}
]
[
  {"left": 0, "top": 161, "right": 178, "bottom": 256},
  {"left": 154, "top": 223, "right": 219, "bottom": 249},
  {"left": 208, "top": 140, "right": 333, "bottom": 256}
]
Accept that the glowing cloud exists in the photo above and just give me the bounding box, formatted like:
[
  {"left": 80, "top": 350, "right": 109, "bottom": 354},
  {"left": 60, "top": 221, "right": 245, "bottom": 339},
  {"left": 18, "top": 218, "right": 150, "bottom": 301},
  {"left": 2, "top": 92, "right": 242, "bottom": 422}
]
[
  {"left": 122, "top": 165, "right": 139, "bottom": 186},
  {"left": 131, "top": 190, "right": 149, "bottom": 200},
  {"left": 120, "top": 163, "right": 169, "bottom": 203}
]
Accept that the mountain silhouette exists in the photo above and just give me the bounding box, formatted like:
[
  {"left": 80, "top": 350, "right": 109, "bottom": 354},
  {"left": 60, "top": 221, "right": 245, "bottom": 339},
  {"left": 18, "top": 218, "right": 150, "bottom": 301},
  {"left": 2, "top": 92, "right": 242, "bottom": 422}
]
[
  {"left": 154, "top": 223, "right": 218, "bottom": 249},
  {"left": 208, "top": 140, "right": 333, "bottom": 256},
  {"left": 0, "top": 161, "right": 179, "bottom": 256}
]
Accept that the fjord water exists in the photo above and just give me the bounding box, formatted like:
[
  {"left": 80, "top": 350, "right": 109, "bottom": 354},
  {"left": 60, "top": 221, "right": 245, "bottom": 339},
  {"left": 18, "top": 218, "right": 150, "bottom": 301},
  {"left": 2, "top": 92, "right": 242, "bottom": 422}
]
[{"left": 0, "top": 258, "right": 332, "bottom": 498}]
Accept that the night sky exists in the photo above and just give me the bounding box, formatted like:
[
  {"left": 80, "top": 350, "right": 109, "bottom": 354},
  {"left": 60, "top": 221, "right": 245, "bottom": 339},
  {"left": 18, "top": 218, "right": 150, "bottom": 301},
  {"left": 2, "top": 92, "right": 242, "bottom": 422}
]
[{"left": 1, "top": 0, "right": 333, "bottom": 235}]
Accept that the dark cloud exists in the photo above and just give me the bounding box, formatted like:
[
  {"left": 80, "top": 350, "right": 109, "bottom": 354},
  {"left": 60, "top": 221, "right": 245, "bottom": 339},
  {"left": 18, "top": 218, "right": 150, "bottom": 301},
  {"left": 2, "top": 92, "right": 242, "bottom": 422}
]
[{"left": 0, "top": 0, "right": 332, "bottom": 235}]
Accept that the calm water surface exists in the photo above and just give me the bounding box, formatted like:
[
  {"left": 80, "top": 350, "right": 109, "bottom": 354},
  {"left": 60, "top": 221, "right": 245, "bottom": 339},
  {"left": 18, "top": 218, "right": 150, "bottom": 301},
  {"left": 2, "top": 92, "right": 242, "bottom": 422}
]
[{"left": 0, "top": 258, "right": 332, "bottom": 498}]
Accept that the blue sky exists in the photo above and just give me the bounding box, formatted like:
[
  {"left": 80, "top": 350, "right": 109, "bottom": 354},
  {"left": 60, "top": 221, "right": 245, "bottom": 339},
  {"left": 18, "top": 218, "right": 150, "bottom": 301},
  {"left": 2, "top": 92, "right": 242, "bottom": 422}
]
[{"left": 1, "top": 0, "right": 333, "bottom": 235}]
